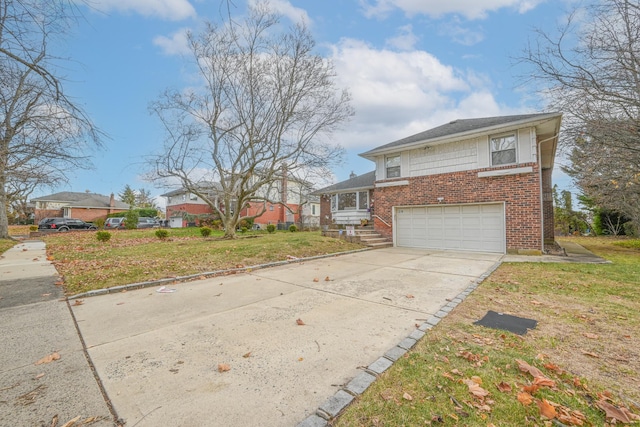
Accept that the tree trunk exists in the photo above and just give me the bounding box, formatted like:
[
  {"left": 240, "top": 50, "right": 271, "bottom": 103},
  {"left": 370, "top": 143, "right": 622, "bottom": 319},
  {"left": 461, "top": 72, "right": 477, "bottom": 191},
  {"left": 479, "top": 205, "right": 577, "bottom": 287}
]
[{"left": 0, "top": 178, "right": 10, "bottom": 239}]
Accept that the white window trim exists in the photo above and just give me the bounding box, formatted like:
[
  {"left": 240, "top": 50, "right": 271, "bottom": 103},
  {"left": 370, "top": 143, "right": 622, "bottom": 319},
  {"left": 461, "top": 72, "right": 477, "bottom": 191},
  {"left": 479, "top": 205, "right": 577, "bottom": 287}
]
[
  {"left": 331, "top": 192, "right": 369, "bottom": 213},
  {"left": 385, "top": 154, "right": 401, "bottom": 179},
  {"left": 490, "top": 133, "right": 517, "bottom": 166}
]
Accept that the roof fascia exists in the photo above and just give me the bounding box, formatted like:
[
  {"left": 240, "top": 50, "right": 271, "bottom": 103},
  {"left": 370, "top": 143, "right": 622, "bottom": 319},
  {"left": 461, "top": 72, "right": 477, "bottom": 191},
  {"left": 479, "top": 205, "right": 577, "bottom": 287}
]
[{"left": 359, "top": 113, "right": 562, "bottom": 160}]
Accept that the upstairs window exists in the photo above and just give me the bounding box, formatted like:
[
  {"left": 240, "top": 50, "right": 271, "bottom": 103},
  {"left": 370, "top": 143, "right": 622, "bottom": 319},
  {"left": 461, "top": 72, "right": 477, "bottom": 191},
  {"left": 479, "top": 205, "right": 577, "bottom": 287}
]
[
  {"left": 490, "top": 134, "right": 517, "bottom": 166},
  {"left": 386, "top": 155, "right": 401, "bottom": 178}
]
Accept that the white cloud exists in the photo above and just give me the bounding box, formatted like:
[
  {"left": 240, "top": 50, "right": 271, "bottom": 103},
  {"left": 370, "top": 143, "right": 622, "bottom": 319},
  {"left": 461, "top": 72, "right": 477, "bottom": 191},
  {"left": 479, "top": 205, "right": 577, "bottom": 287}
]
[
  {"left": 249, "top": 0, "right": 312, "bottom": 25},
  {"left": 385, "top": 24, "right": 419, "bottom": 51},
  {"left": 360, "top": 0, "right": 544, "bottom": 20},
  {"left": 328, "top": 38, "right": 522, "bottom": 151},
  {"left": 438, "top": 18, "right": 485, "bottom": 46},
  {"left": 153, "top": 28, "right": 190, "bottom": 55},
  {"left": 91, "top": 0, "right": 196, "bottom": 21}
]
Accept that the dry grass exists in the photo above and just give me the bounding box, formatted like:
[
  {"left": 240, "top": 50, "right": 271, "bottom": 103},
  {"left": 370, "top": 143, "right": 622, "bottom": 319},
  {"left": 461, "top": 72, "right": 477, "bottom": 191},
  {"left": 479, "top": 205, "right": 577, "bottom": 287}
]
[
  {"left": 336, "top": 236, "right": 640, "bottom": 426},
  {"left": 40, "top": 228, "right": 365, "bottom": 295}
]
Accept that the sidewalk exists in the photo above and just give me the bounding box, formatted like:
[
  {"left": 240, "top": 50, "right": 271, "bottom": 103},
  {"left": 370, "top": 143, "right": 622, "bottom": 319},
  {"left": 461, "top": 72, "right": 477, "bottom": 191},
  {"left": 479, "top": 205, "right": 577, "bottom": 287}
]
[
  {"left": 0, "top": 240, "right": 115, "bottom": 427},
  {"left": 502, "top": 240, "right": 610, "bottom": 264}
]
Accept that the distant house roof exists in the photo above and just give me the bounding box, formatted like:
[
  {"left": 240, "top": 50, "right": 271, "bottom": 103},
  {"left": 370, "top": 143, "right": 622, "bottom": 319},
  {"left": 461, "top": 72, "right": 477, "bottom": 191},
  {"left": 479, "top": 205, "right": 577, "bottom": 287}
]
[
  {"left": 313, "top": 171, "right": 376, "bottom": 195},
  {"left": 160, "top": 183, "right": 224, "bottom": 198},
  {"left": 31, "top": 192, "right": 130, "bottom": 210},
  {"left": 360, "top": 112, "right": 562, "bottom": 159}
]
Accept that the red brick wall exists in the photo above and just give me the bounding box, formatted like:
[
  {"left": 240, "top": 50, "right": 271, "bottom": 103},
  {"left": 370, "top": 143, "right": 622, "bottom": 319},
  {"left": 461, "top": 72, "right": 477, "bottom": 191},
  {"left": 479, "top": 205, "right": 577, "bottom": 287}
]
[
  {"left": 35, "top": 208, "right": 128, "bottom": 222},
  {"left": 373, "top": 163, "right": 543, "bottom": 253},
  {"left": 244, "top": 202, "right": 300, "bottom": 225},
  {"left": 541, "top": 168, "right": 554, "bottom": 242},
  {"left": 319, "top": 195, "right": 332, "bottom": 226},
  {"left": 167, "top": 203, "right": 214, "bottom": 219}
]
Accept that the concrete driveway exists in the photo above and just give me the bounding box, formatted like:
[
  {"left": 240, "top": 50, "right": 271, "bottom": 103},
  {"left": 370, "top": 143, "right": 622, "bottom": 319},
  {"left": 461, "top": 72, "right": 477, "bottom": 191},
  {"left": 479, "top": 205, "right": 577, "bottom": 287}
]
[{"left": 71, "top": 247, "right": 502, "bottom": 427}]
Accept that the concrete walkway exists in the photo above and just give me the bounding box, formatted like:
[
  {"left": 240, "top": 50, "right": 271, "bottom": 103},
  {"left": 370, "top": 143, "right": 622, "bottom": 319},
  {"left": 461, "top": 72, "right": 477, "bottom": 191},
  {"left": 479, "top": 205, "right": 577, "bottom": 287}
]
[
  {"left": 0, "top": 240, "right": 115, "bottom": 427},
  {"left": 503, "top": 240, "right": 610, "bottom": 263}
]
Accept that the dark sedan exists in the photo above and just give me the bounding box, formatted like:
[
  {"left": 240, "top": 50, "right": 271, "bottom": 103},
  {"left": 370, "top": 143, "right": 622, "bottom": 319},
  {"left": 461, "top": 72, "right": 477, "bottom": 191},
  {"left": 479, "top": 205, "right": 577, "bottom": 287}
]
[{"left": 38, "top": 218, "right": 97, "bottom": 232}]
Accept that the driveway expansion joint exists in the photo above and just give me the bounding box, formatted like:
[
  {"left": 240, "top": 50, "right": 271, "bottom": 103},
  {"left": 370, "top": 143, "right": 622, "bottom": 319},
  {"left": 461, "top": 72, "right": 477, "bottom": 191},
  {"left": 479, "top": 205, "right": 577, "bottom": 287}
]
[{"left": 295, "top": 254, "right": 502, "bottom": 427}]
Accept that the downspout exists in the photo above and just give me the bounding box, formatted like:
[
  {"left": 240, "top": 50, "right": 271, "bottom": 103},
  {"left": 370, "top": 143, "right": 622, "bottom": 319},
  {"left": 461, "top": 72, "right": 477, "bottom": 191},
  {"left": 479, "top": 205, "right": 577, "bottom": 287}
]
[{"left": 536, "top": 132, "right": 559, "bottom": 253}]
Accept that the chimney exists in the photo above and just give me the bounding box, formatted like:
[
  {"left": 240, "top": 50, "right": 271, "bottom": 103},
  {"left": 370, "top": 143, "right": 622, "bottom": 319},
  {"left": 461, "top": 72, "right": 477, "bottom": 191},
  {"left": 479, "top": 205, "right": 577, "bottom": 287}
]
[
  {"left": 109, "top": 193, "right": 115, "bottom": 214},
  {"left": 349, "top": 171, "right": 357, "bottom": 179}
]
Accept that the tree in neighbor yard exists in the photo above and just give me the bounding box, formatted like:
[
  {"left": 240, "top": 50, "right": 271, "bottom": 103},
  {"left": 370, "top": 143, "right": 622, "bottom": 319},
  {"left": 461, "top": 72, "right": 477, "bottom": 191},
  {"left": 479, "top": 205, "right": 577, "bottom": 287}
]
[
  {"left": 520, "top": 0, "right": 640, "bottom": 233},
  {"left": 147, "top": 3, "right": 352, "bottom": 239},
  {"left": 0, "top": 0, "right": 101, "bottom": 238}
]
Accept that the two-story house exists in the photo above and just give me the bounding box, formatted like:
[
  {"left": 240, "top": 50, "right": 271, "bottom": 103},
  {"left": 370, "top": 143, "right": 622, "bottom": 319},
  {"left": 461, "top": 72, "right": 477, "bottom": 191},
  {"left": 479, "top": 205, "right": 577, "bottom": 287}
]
[{"left": 317, "top": 113, "right": 562, "bottom": 254}]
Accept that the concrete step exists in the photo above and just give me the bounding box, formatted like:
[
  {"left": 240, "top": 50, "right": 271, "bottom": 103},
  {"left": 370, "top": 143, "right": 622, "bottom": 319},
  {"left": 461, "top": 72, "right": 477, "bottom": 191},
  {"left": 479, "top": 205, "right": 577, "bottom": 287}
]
[{"left": 367, "top": 241, "right": 394, "bottom": 249}]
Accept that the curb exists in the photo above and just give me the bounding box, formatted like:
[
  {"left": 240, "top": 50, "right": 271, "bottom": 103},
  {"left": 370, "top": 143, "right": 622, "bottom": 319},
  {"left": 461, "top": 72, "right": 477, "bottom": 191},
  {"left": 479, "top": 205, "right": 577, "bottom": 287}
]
[
  {"left": 68, "top": 247, "right": 373, "bottom": 300},
  {"left": 296, "top": 259, "right": 503, "bottom": 427}
]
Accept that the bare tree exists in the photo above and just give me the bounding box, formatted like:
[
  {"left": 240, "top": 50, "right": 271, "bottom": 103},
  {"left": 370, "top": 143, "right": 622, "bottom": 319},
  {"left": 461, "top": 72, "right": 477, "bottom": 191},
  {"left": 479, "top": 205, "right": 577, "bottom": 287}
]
[
  {"left": 519, "top": 0, "right": 640, "bottom": 232},
  {"left": 148, "top": 3, "right": 352, "bottom": 238},
  {"left": 0, "top": 0, "right": 101, "bottom": 238}
]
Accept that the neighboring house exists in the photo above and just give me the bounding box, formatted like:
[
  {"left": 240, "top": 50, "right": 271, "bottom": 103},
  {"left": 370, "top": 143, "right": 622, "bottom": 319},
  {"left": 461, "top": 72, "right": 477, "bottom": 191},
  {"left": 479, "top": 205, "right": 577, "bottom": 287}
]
[
  {"left": 161, "top": 174, "right": 320, "bottom": 228},
  {"left": 31, "top": 192, "right": 130, "bottom": 222},
  {"left": 316, "top": 113, "right": 562, "bottom": 254}
]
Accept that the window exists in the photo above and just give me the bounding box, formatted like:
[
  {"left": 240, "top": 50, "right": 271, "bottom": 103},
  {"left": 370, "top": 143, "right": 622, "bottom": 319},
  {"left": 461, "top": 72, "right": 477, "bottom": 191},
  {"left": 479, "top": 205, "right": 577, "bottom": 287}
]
[
  {"left": 490, "top": 134, "right": 517, "bottom": 166},
  {"left": 386, "top": 155, "right": 401, "bottom": 178},
  {"left": 332, "top": 192, "right": 369, "bottom": 212},
  {"left": 312, "top": 205, "right": 316, "bottom": 215},
  {"left": 269, "top": 205, "right": 274, "bottom": 211},
  {"left": 338, "top": 193, "right": 357, "bottom": 210},
  {"left": 189, "top": 193, "right": 197, "bottom": 201},
  {"left": 358, "top": 191, "right": 368, "bottom": 210}
]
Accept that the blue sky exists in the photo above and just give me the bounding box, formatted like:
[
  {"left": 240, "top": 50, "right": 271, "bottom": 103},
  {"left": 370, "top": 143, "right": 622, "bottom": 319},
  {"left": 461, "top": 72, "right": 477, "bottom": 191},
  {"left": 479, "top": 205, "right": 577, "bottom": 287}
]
[{"left": 50, "top": 0, "right": 577, "bottom": 205}]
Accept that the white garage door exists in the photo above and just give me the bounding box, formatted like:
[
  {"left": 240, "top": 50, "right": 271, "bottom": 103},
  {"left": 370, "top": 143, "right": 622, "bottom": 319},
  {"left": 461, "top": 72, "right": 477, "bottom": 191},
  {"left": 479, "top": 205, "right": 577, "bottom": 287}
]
[{"left": 395, "top": 204, "right": 505, "bottom": 253}]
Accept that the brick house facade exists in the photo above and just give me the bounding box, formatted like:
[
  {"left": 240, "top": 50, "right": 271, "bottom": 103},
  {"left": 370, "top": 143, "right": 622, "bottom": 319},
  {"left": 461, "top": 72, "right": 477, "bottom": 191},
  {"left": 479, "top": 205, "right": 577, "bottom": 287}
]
[
  {"left": 31, "top": 192, "right": 130, "bottom": 222},
  {"left": 317, "top": 113, "right": 562, "bottom": 254}
]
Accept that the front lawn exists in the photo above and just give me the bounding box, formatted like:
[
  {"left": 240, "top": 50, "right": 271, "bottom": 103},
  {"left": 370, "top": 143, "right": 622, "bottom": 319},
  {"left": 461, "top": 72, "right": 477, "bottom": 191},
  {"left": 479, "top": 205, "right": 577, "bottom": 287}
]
[
  {"left": 336, "top": 236, "right": 640, "bottom": 426},
  {"left": 42, "top": 228, "right": 365, "bottom": 295}
]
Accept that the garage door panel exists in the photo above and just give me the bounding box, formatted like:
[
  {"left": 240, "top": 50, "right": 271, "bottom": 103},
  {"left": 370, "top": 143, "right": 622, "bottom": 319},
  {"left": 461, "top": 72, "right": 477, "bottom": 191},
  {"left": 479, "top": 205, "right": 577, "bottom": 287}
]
[{"left": 396, "top": 203, "right": 505, "bottom": 253}]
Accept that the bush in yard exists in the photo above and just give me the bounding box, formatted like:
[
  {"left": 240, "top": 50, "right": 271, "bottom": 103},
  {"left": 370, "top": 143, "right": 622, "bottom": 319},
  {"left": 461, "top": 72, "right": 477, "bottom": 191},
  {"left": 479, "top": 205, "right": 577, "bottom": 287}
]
[
  {"left": 289, "top": 224, "right": 298, "bottom": 232},
  {"left": 266, "top": 224, "right": 276, "bottom": 233},
  {"left": 155, "top": 229, "right": 169, "bottom": 240},
  {"left": 29, "top": 225, "right": 38, "bottom": 232},
  {"left": 93, "top": 218, "right": 105, "bottom": 229},
  {"left": 240, "top": 226, "right": 248, "bottom": 234},
  {"left": 96, "top": 231, "right": 111, "bottom": 242},
  {"left": 200, "top": 227, "right": 212, "bottom": 237},
  {"left": 124, "top": 210, "right": 139, "bottom": 230}
]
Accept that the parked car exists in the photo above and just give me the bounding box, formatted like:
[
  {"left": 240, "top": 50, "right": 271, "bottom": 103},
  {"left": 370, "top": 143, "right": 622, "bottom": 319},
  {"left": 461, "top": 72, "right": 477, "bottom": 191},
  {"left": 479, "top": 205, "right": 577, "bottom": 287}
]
[
  {"left": 137, "top": 217, "right": 160, "bottom": 229},
  {"left": 38, "top": 218, "right": 97, "bottom": 232},
  {"left": 104, "top": 217, "right": 125, "bottom": 229}
]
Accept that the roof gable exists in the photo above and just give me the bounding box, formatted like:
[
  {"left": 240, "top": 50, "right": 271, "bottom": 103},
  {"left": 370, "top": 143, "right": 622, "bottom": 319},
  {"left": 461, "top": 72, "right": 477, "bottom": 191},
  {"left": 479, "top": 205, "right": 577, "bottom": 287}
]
[
  {"left": 313, "top": 171, "right": 376, "bottom": 194},
  {"left": 360, "top": 113, "right": 561, "bottom": 158}
]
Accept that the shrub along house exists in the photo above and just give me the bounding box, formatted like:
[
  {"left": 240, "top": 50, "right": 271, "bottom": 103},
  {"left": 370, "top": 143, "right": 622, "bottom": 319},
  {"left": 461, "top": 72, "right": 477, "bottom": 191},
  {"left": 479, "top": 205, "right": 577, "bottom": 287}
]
[{"left": 317, "top": 113, "right": 562, "bottom": 254}]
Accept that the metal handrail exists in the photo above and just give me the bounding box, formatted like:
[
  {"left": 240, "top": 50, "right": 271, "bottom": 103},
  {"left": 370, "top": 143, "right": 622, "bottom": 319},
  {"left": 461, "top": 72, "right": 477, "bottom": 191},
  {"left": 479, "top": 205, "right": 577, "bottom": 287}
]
[{"left": 372, "top": 215, "right": 391, "bottom": 228}]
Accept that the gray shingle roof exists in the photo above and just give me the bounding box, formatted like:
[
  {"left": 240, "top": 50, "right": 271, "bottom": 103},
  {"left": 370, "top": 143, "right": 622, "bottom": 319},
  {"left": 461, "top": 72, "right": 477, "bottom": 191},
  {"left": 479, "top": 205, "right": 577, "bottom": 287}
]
[
  {"left": 31, "top": 191, "right": 130, "bottom": 209},
  {"left": 360, "top": 112, "right": 561, "bottom": 158},
  {"left": 312, "top": 171, "right": 376, "bottom": 194}
]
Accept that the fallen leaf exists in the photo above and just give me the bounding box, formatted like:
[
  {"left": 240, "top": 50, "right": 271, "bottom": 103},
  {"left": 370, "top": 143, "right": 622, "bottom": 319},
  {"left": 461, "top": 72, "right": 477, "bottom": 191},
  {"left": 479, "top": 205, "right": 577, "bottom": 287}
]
[
  {"left": 406, "top": 294, "right": 415, "bottom": 299},
  {"left": 35, "top": 352, "right": 60, "bottom": 365},
  {"left": 324, "top": 276, "right": 330, "bottom": 281},
  {"left": 496, "top": 382, "right": 512, "bottom": 392},
  {"left": 471, "top": 376, "right": 483, "bottom": 385},
  {"left": 533, "top": 376, "right": 556, "bottom": 388},
  {"left": 242, "top": 352, "right": 252, "bottom": 358},
  {"left": 312, "top": 278, "right": 319, "bottom": 282},
  {"left": 521, "top": 384, "right": 540, "bottom": 394},
  {"left": 536, "top": 399, "right": 557, "bottom": 419},
  {"left": 595, "top": 400, "right": 639, "bottom": 423},
  {"left": 34, "top": 373, "right": 45, "bottom": 380},
  {"left": 60, "top": 415, "right": 81, "bottom": 427},
  {"left": 463, "top": 379, "right": 489, "bottom": 398},
  {"left": 403, "top": 392, "right": 413, "bottom": 401},
  {"left": 583, "top": 332, "right": 599, "bottom": 339},
  {"left": 582, "top": 350, "right": 599, "bottom": 358},
  {"left": 298, "top": 357, "right": 304, "bottom": 362},
  {"left": 217, "top": 363, "right": 231, "bottom": 372},
  {"left": 296, "top": 318, "right": 305, "bottom": 326},
  {"left": 517, "top": 392, "right": 533, "bottom": 406},
  {"left": 41, "top": 293, "right": 51, "bottom": 297},
  {"left": 531, "top": 300, "right": 542, "bottom": 305},
  {"left": 72, "top": 300, "right": 84, "bottom": 306},
  {"left": 516, "top": 359, "right": 545, "bottom": 378}
]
